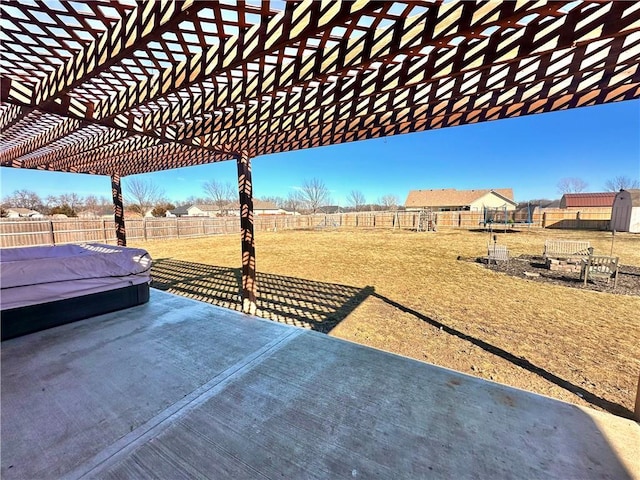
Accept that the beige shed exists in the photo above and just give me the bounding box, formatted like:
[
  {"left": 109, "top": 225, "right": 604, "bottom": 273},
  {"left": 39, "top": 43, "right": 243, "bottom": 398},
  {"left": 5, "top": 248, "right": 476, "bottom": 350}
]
[{"left": 610, "top": 189, "right": 640, "bottom": 233}]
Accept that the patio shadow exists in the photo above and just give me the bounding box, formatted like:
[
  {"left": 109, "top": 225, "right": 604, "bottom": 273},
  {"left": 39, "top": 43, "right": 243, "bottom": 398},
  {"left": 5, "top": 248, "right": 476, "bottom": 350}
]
[
  {"left": 372, "top": 291, "right": 635, "bottom": 419},
  {"left": 151, "top": 258, "right": 373, "bottom": 333}
]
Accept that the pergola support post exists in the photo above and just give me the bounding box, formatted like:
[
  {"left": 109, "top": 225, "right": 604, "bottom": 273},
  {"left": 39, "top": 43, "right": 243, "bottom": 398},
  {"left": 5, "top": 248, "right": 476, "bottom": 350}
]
[
  {"left": 111, "top": 174, "right": 126, "bottom": 246},
  {"left": 236, "top": 151, "right": 257, "bottom": 315}
]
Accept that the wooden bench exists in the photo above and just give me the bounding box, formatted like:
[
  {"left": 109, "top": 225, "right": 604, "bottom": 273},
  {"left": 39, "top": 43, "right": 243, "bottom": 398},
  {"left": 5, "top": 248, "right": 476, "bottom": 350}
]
[
  {"left": 487, "top": 244, "right": 509, "bottom": 265},
  {"left": 580, "top": 254, "right": 620, "bottom": 288},
  {"left": 543, "top": 239, "right": 591, "bottom": 260}
]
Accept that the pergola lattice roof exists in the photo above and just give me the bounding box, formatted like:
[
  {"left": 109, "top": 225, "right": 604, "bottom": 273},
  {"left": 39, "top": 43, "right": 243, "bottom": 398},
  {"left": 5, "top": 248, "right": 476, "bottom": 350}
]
[{"left": 1, "top": 0, "right": 639, "bottom": 177}]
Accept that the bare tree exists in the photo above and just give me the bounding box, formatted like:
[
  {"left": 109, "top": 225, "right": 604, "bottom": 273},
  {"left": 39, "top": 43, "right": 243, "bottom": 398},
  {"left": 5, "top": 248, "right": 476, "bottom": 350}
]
[
  {"left": 97, "top": 196, "right": 113, "bottom": 216},
  {"left": 44, "top": 195, "right": 59, "bottom": 210},
  {"left": 260, "top": 195, "right": 285, "bottom": 208},
  {"left": 5, "top": 189, "right": 44, "bottom": 210},
  {"left": 125, "top": 178, "right": 163, "bottom": 215},
  {"left": 203, "top": 180, "right": 235, "bottom": 210},
  {"left": 300, "top": 178, "right": 329, "bottom": 214},
  {"left": 379, "top": 194, "right": 400, "bottom": 210},
  {"left": 347, "top": 190, "right": 366, "bottom": 211},
  {"left": 59, "top": 193, "right": 83, "bottom": 212},
  {"left": 556, "top": 177, "right": 588, "bottom": 194},
  {"left": 183, "top": 195, "right": 209, "bottom": 206},
  {"left": 604, "top": 175, "right": 639, "bottom": 191},
  {"left": 283, "top": 190, "right": 304, "bottom": 213}
]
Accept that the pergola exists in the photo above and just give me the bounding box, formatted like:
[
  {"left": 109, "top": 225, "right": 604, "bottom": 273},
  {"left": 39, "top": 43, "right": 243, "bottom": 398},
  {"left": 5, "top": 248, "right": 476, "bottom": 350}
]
[{"left": 1, "top": 0, "right": 639, "bottom": 313}]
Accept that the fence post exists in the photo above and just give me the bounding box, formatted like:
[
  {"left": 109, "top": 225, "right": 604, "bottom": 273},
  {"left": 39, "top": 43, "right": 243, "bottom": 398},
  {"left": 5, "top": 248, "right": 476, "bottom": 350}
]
[
  {"left": 49, "top": 220, "right": 55, "bottom": 245},
  {"left": 143, "top": 218, "right": 147, "bottom": 241}
]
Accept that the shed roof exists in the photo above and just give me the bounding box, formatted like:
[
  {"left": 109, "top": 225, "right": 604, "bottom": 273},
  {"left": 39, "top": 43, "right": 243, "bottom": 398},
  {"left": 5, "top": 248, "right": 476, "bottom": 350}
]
[
  {"left": 1, "top": 2, "right": 638, "bottom": 177},
  {"left": 615, "top": 189, "right": 640, "bottom": 207},
  {"left": 560, "top": 192, "right": 617, "bottom": 208},
  {"left": 405, "top": 188, "right": 515, "bottom": 208}
]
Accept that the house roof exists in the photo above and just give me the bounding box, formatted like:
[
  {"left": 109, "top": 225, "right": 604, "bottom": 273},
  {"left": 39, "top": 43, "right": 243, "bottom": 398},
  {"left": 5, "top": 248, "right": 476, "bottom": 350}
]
[
  {"left": 6, "top": 207, "right": 39, "bottom": 215},
  {"left": 190, "top": 204, "right": 220, "bottom": 212},
  {"left": 254, "top": 200, "right": 279, "bottom": 210},
  {"left": 223, "top": 200, "right": 279, "bottom": 211},
  {"left": 169, "top": 205, "right": 190, "bottom": 215},
  {"left": 0, "top": 2, "right": 637, "bottom": 178},
  {"left": 560, "top": 192, "right": 617, "bottom": 208},
  {"left": 405, "top": 189, "right": 515, "bottom": 208}
]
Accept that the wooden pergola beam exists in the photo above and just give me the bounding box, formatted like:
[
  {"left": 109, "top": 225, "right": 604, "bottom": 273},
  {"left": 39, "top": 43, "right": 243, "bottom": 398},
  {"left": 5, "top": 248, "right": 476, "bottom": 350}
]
[
  {"left": 86, "top": 0, "right": 380, "bottom": 121},
  {"left": 0, "top": 104, "right": 26, "bottom": 131},
  {"left": 134, "top": 1, "right": 640, "bottom": 144},
  {"left": 189, "top": 43, "right": 639, "bottom": 146},
  {"left": 0, "top": 117, "right": 83, "bottom": 166},
  {"left": 2, "top": 1, "right": 199, "bottom": 108},
  {"left": 20, "top": 126, "right": 128, "bottom": 169}
]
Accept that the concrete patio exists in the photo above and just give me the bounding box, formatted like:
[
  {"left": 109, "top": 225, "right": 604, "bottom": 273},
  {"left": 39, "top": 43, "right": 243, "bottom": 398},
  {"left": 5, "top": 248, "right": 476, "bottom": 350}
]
[{"left": 2, "top": 289, "right": 638, "bottom": 479}]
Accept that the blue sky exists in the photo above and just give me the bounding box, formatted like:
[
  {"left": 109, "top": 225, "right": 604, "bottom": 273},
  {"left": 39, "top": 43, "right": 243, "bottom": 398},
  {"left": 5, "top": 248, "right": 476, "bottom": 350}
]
[{"left": 1, "top": 100, "right": 638, "bottom": 206}]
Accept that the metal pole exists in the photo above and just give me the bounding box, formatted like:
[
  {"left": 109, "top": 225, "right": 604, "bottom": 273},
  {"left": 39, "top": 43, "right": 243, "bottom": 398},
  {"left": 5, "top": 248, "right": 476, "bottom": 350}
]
[
  {"left": 610, "top": 230, "right": 615, "bottom": 256},
  {"left": 237, "top": 151, "right": 257, "bottom": 315},
  {"left": 110, "top": 174, "right": 126, "bottom": 246}
]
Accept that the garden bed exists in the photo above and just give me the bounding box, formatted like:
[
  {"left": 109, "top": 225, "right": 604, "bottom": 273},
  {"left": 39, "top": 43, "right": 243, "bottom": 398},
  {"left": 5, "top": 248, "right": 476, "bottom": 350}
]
[{"left": 479, "top": 255, "right": 640, "bottom": 296}]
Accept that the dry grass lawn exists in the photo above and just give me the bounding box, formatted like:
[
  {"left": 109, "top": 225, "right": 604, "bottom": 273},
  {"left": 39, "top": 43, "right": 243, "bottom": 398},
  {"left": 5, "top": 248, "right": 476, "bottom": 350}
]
[{"left": 133, "top": 227, "right": 640, "bottom": 418}]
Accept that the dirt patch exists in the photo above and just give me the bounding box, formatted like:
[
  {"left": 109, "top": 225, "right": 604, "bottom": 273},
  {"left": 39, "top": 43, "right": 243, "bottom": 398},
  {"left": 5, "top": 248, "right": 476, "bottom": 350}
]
[{"left": 474, "top": 255, "right": 640, "bottom": 297}]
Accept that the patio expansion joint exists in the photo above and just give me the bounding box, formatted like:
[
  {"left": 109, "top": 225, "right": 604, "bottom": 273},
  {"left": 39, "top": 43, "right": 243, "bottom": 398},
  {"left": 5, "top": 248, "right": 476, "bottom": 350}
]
[{"left": 62, "top": 326, "right": 305, "bottom": 480}]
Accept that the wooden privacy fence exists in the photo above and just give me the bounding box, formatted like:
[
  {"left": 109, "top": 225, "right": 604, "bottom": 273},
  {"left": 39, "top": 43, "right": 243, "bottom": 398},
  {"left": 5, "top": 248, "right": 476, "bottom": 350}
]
[{"left": 0, "top": 208, "right": 613, "bottom": 248}]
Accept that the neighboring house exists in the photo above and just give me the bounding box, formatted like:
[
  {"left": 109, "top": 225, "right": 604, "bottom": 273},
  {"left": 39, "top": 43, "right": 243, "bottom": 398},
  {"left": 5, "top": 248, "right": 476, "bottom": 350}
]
[
  {"left": 166, "top": 205, "right": 190, "bottom": 217},
  {"left": 254, "top": 200, "right": 290, "bottom": 215},
  {"left": 222, "top": 200, "right": 291, "bottom": 216},
  {"left": 559, "top": 192, "right": 616, "bottom": 209},
  {"left": 77, "top": 210, "right": 99, "bottom": 218},
  {"left": 611, "top": 189, "right": 640, "bottom": 233},
  {"left": 404, "top": 188, "right": 516, "bottom": 212},
  {"left": 5, "top": 207, "right": 44, "bottom": 218},
  {"left": 187, "top": 204, "right": 221, "bottom": 217},
  {"left": 183, "top": 202, "right": 291, "bottom": 217}
]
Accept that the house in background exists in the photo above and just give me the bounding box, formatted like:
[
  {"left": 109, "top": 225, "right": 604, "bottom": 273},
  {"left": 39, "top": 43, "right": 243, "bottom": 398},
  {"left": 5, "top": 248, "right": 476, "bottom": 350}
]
[
  {"left": 405, "top": 188, "right": 516, "bottom": 212},
  {"left": 5, "top": 207, "right": 44, "bottom": 218},
  {"left": 222, "top": 200, "right": 291, "bottom": 216},
  {"left": 559, "top": 192, "right": 616, "bottom": 209},
  {"left": 611, "top": 189, "right": 640, "bottom": 233},
  {"left": 77, "top": 210, "right": 99, "bottom": 218},
  {"left": 186, "top": 204, "right": 221, "bottom": 217},
  {"left": 179, "top": 201, "right": 291, "bottom": 218}
]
